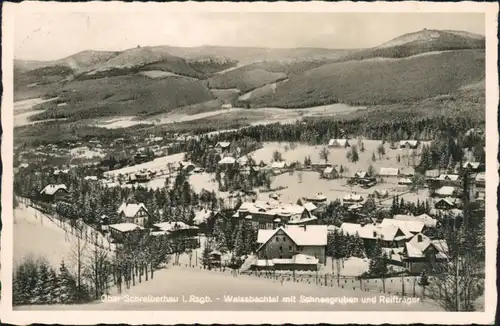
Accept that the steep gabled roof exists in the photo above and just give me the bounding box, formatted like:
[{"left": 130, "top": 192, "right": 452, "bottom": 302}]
[
  {"left": 257, "top": 225, "right": 327, "bottom": 251},
  {"left": 40, "top": 184, "right": 68, "bottom": 196},
  {"left": 117, "top": 202, "right": 148, "bottom": 218}
]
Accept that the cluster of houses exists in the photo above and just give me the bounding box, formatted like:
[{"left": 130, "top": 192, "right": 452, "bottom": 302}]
[
  {"left": 104, "top": 202, "right": 199, "bottom": 247},
  {"left": 326, "top": 138, "right": 421, "bottom": 150}
]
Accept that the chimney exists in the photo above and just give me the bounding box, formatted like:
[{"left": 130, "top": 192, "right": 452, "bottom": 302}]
[{"left": 417, "top": 234, "right": 423, "bottom": 243}]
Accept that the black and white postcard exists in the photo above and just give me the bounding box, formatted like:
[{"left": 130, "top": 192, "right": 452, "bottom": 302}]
[{"left": 1, "top": 1, "right": 498, "bottom": 324}]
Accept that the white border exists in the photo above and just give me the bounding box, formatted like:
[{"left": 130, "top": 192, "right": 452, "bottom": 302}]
[{"left": 1, "top": 1, "right": 498, "bottom": 325}]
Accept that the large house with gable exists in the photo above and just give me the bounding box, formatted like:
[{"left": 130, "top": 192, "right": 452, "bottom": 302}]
[
  {"left": 117, "top": 202, "right": 150, "bottom": 227},
  {"left": 255, "top": 225, "right": 328, "bottom": 269},
  {"left": 234, "top": 200, "right": 317, "bottom": 230},
  {"left": 39, "top": 184, "right": 70, "bottom": 202}
]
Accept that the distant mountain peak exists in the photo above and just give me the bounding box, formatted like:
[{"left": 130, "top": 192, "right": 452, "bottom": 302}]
[{"left": 375, "top": 29, "right": 485, "bottom": 49}]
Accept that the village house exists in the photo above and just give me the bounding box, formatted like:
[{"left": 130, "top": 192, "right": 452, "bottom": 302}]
[
  {"left": 328, "top": 138, "right": 350, "bottom": 148},
  {"left": 214, "top": 142, "right": 231, "bottom": 155},
  {"left": 108, "top": 223, "right": 145, "bottom": 243},
  {"left": 234, "top": 201, "right": 317, "bottom": 230},
  {"left": 237, "top": 155, "right": 250, "bottom": 166},
  {"left": 53, "top": 169, "right": 70, "bottom": 176},
  {"left": 353, "top": 170, "right": 369, "bottom": 179},
  {"left": 399, "top": 140, "right": 420, "bottom": 149},
  {"left": 434, "top": 197, "right": 462, "bottom": 210},
  {"left": 397, "top": 177, "right": 413, "bottom": 186},
  {"left": 340, "top": 222, "right": 412, "bottom": 248},
  {"left": 303, "top": 193, "right": 327, "bottom": 206},
  {"left": 379, "top": 167, "right": 400, "bottom": 179},
  {"left": 218, "top": 156, "right": 236, "bottom": 166},
  {"left": 151, "top": 221, "right": 199, "bottom": 248},
  {"left": 424, "top": 169, "right": 441, "bottom": 180},
  {"left": 462, "top": 161, "right": 483, "bottom": 172},
  {"left": 393, "top": 213, "right": 438, "bottom": 228},
  {"left": 255, "top": 225, "right": 328, "bottom": 269},
  {"left": 433, "top": 174, "right": 461, "bottom": 187},
  {"left": 117, "top": 202, "right": 150, "bottom": 227},
  {"left": 39, "top": 184, "right": 70, "bottom": 202},
  {"left": 379, "top": 218, "right": 426, "bottom": 236},
  {"left": 322, "top": 166, "right": 339, "bottom": 179},
  {"left": 402, "top": 234, "right": 448, "bottom": 274},
  {"left": 271, "top": 161, "right": 287, "bottom": 174},
  {"left": 372, "top": 189, "right": 389, "bottom": 199},
  {"left": 475, "top": 172, "right": 485, "bottom": 188},
  {"left": 302, "top": 202, "right": 318, "bottom": 213},
  {"left": 342, "top": 193, "right": 364, "bottom": 208},
  {"left": 434, "top": 186, "right": 460, "bottom": 198}
]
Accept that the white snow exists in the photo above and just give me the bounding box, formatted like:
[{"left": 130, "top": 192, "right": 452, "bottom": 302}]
[{"left": 14, "top": 204, "right": 115, "bottom": 273}]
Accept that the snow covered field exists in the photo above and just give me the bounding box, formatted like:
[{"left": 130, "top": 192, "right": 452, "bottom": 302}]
[
  {"left": 104, "top": 153, "right": 186, "bottom": 177},
  {"left": 249, "top": 141, "right": 422, "bottom": 173},
  {"left": 14, "top": 204, "right": 115, "bottom": 272},
  {"left": 14, "top": 97, "right": 59, "bottom": 127},
  {"left": 262, "top": 171, "right": 431, "bottom": 205},
  {"left": 16, "top": 265, "right": 442, "bottom": 311}
]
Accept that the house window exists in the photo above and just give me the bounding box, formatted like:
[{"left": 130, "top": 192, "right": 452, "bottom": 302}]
[
  {"left": 289, "top": 245, "right": 292, "bottom": 250},
  {"left": 279, "top": 246, "right": 283, "bottom": 251}
]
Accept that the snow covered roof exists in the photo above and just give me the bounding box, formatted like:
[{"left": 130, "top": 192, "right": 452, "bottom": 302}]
[
  {"left": 435, "top": 186, "right": 458, "bottom": 196},
  {"left": 394, "top": 214, "right": 437, "bottom": 228},
  {"left": 323, "top": 166, "right": 336, "bottom": 174},
  {"left": 215, "top": 142, "right": 231, "bottom": 148},
  {"left": 40, "top": 184, "right": 68, "bottom": 196},
  {"left": 218, "top": 156, "right": 236, "bottom": 164},
  {"left": 257, "top": 225, "right": 327, "bottom": 247},
  {"left": 84, "top": 176, "right": 98, "bottom": 181},
  {"left": 304, "top": 193, "right": 327, "bottom": 202},
  {"left": 237, "top": 156, "right": 249, "bottom": 164},
  {"left": 398, "top": 177, "right": 413, "bottom": 184},
  {"left": 380, "top": 218, "right": 425, "bottom": 234},
  {"left": 405, "top": 236, "right": 447, "bottom": 259},
  {"left": 288, "top": 214, "right": 318, "bottom": 225},
  {"left": 328, "top": 139, "right": 349, "bottom": 147},
  {"left": 153, "top": 221, "right": 199, "bottom": 232},
  {"left": 327, "top": 225, "right": 341, "bottom": 233},
  {"left": 108, "top": 223, "right": 143, "bottom": 233},
  {"left": 237, "top": 200, "right": 307, "bottom": 218},
  {"left": 303, "top": 202, "right": 318, "bottom": 212},
  {"left": 462, "top": 161, "right": 480, "bottom": 169},
  {"left": 425, "top": 169, "right": 441, "bottom": 178},
  {"left": 435, "top": 197, "right": 461, "bottom": 207},
  {"left": 354, "top": 171, "right": 367, "bottom": 178},
  {"left": 341, "top": 222, "right": 412, "bottom": 241},
  {"left": 379, "top": 167, "right": 400, "bottom": 176},
  {"left": 436, "top": 174, "right": 460, "bottom": 181},
  {"left": 53, "top": 169, "right": 69, "bottom": 175},
  {"left": 271, "top": 161, "right": 287, "bottom": 169},
  {"left": 399, "top": 140, "right": 419, "bottom": 147},
  {"left": 475, "top": 172, "right": 486, "bottom": 182},
  {"left": 117, "top": 203, "right": 148, "bottom": 218},
  {"left": 343, "top": 193, "right": 363, "bottom": 202},
  {"left": 193, "top": 210, "right": 213, "bottom": 225}
]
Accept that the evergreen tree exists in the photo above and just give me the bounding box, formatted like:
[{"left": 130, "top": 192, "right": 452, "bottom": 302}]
[
  {"left": 32, "top": 262, "right": 50, "bottom": 304},
  {"left": 57, "top": 260, "right": 77, "bottom": 304}
]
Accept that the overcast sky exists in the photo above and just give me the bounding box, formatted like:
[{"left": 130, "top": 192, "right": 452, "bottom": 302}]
[{"left": 14, "top": 11, "right": 485, "bottom": 61}]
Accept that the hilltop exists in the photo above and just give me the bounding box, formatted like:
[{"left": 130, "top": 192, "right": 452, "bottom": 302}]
[
  {"left": 342, "top": 29, "right": 485, "bottom": 61},
  {"left": 13, "top": 28, "right": 485, "bottom": 123}
]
